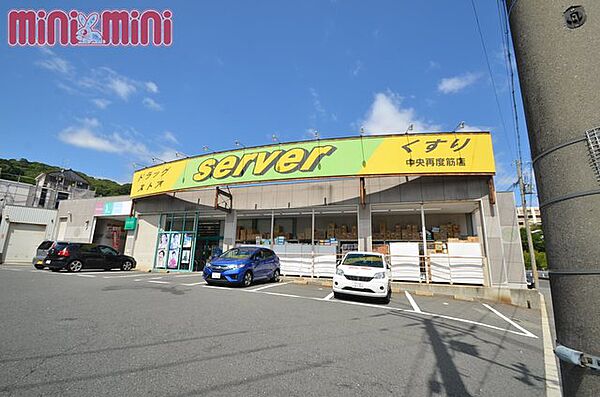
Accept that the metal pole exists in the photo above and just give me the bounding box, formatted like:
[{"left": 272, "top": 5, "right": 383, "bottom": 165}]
[
  {"left": 270, "top": 210, "right": 274, "bottom": 249},
  {"left": 311, "top": 209, "right": 316, "bottom": 277},
  {"left": 506, "top": 1, "right": 600, "bottom": 394},
  {"left": 517, "top": 159, "right": 539, "bottom": 288},
  {"left": 420, "top": 204, "right": 429, "bottom": 283}
]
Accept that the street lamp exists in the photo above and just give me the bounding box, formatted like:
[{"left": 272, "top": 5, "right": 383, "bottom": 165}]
[{"left": 453, "top": 121, "right": 466, "bottom": 132}]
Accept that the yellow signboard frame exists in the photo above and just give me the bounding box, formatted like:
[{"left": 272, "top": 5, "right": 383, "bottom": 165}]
[{"left": 131, "top": 132, "right": 495, "bottom": 199}]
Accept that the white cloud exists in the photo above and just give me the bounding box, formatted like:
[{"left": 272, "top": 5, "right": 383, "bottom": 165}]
[
  {"left": 163, "top": 131, "right": 178, "bottom": 144},
  {"left": 156, "top": 149, "right": 179, "bottom": 162},
  {"left": 58, "top": 118, "right": 151, "bottom": 159},
  {"left": 438, "top": 72, "right": 481, "bottom": 94},
  {"left": 427, "top": 60, "right": 440, "bottom": 71},
  {"left": 37, "top": 56, "right": 161, "bottom": 105},
  {"left": 456, "top": 123, "right": 487, "bottom": 132},
  {"left": 309, "top": 87, "right": 325, "bottom": 116},
  {"left": 145, "top": 81, "right": 159, "bottom": 93},
  {"left": 58, "top": 118, "right": 181, "bottom": 165},
  {"left": 360, "top": 91, "right": 440, "bottom": 134},
  {"left": 36, "top": 48, "right": 73, "bottom": 75},
  {"left": 352, "top": 60, "right": 363, "bottom": 76},
  {"left": 494, "top": 161, "right": 517, "bottom": 190},
  {"left": 143, "top": 97, "right": 164, "bottom": 111},
  {"left": 92, "top": 98, "right": 111, "bottom": 109},
  {"left": 107, "top": 77, "right": 137, "bottom": 100}
]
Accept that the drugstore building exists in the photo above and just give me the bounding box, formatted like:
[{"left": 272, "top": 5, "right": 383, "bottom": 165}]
[{"left": 56, "top": 132, "right": 527, "bottom": 288}]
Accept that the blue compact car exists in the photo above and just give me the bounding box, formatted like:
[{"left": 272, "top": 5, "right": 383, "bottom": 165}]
[{"left": 203, "top": 246, "right": 280, "bottom": 287}]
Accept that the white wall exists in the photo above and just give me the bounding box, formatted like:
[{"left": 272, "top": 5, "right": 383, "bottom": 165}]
[
  {"left": 131, "top": 214, "right": 160, "bottom": 271},
  {"left": 0, "top": 205, "right": 57, "bottom": 263}
]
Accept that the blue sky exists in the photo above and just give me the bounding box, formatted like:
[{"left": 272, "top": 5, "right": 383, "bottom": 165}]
[{"left": 1, "top": 0, "right": 533, "bottom": 198}]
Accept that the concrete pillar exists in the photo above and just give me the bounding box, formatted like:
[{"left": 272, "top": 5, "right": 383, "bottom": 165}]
[
  {"left": 357, "top": 204, "right": 372, "bottom": 251},
  {"left": 222, "top": 210, "right": 237, "bottom": 251},
  {"left": 124, "top": 229, "right": 135, "bottom": 256}
]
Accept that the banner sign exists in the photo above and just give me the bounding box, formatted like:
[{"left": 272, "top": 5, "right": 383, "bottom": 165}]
[
  {"left": 124, "top": 217, "right": 138, "bottom": 231},
  {"left": 95, "top": 201, "right": 132, "bottom": 216},
  {"left": 130, "top": 132, "right": 495, "bottom": 199}
]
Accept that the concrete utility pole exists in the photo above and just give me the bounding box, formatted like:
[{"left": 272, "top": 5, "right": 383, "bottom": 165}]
[
  {"left": 517, "top": 159, "right": 539, "bottom": 288},
  {"left": 506, "top": 1, "right": 600, "bottom": 395}
]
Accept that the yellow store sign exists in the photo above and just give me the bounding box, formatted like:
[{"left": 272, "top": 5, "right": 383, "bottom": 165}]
[{"left": 131, "top": 132, "right": 495, "bottom": 199}]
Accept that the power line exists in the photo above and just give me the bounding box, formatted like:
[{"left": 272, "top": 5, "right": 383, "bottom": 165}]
[
  {"left": 469, "top": 0, "right": 519, "bottom": 190},
  {"left": 469, "top": 0, "right": 515, "bottom": 159},
  {"left": 496, "top": 0, "right": 525, "bottom": 163}
]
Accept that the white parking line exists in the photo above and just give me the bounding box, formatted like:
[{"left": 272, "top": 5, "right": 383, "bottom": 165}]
[
  {"left": 260, "top": 291, "right": 303, "bottom": 299},
  {"left": 404, "top": 291, "right": 422, "bottom": 313},
  {"left": 179, "top": 279, "right": 538, "bottom": 339},
  {"left": 103, "top": 273, "right": 156, "bottom": 279},
  {"left": 249, "top": 281, "right": 293, "bottom": 292},
  {"left": 147, "top": 280, "right": 170, "bottom": 285},
  {"left": 202, "top": 284, "right": 226, "bottom": 290},
  {"left": 76, "top": 274, "right": 96, "bottom": 278},
  {"left": 174, "top": 274, "right": 204, "bottom": 278},
  {"left": 181, "top": 281, "right": 206, "bottom": 286},
  {"left": 482, "top": 303, "right": 537, "bottom": 338},
  {"left": 322, "top": 292, "right": 334, "bottom": 301}
]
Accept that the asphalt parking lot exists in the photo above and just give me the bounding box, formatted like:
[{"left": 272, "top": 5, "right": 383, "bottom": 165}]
[{"left": 0, "top": 265, "right": 547, "bottom": 396}]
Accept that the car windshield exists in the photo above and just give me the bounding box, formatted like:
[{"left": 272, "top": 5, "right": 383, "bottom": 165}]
[
  {"left": 342, "top": 254, "right": 384, "bottom": 268},
  {"left": 219, "top": 247, "right": 257, "bottom": 259}
]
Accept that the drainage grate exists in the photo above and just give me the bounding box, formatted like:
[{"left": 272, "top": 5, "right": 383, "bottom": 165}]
[{"left": 586, "top": 127, "right": 600, "bottom": 182}]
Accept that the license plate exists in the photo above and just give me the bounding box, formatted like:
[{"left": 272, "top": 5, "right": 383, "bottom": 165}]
[
  {"left": 45, "top": 260, "right": 51, "bottom": 264},
  {"left": 37, "top": 260, "right": 43, "bottom": 264},
  {"left": 211, "top": 272, "right": 221, "bottom": 279},
  {"left": 351, "top": 282, "right": 364, "bottom": 289}
]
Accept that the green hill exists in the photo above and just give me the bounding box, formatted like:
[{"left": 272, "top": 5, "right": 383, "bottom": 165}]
[{"left": 0, "top": 158, "right": 131, "bottom": 197}]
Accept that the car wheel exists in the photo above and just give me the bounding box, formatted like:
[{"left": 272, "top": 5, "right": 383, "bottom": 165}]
[
  {"left": 121, "top": 260, "right": 133, "bottom": 271},
  {"left": 67, "top": 260, "right": 83, "bottom": 272},
  {"left": 382, "top": 286, "right": 392, "bottom": 304},
  {"left": 34, "top": 265, "right": 44, "bottom": 270},
  {"left": 270, "top": 269, "right": 280, "bottom": 283},
  {"left": 242, "top": 271, "right": 253, "bottom": 287}
]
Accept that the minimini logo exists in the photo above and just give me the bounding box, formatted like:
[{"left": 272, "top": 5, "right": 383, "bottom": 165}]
[{"left": 8, "top": 9, "right": 172, "bottom": 46}]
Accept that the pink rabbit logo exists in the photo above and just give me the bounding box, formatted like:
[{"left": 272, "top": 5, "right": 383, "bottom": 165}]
[{"left": 76, "top": 12, "right": 103, "bottom": 44}]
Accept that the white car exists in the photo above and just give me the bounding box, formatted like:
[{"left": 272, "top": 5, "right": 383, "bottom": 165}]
[{"left": 333, "top": 251, "right": 392, "bottom": 303}]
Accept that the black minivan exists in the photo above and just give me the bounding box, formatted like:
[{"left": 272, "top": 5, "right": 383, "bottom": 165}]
[{"left": 44, "top": 243, "right": 136, "bottom": 272}]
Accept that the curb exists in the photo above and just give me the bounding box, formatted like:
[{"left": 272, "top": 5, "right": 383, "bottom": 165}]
[{"left": 280, "top": 275, "right": 538, "bottom": 308}]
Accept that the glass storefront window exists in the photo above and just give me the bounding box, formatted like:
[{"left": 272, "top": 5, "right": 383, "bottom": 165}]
[
  {"left": 155, "top": 212, "right": 201, "bottom": 272},
  {"left": 314, "top": 210, "right": 358, "bottom": 255},
  {"left": 273, "top": 215, "right": 312, "bottom": 243},
  {"left": 236, "top": 216, "right": 271, "bottom": 244},
  {"left": 372, "top": 211, "right": 422, "bottom": 242}
]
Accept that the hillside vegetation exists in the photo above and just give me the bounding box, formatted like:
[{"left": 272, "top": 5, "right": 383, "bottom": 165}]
[{"left": 0, "top": 158, "right": 131, "bottom": 197}]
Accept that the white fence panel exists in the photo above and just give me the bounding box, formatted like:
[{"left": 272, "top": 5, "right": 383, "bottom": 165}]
[
  {"left": 278, "top": 254, "right": 313, "bottom": 277},
  {"left": 447, "top": 242, "right": 484, "bottom": 285},
  {"left": 430, "top": 254, "right": 452, "bottom": 283},
  {"left": 389, "top": 242, "right": 421, "bottom": 282},
  {"left": 313, "top": 254, "right": 337, "bottom": 278}
]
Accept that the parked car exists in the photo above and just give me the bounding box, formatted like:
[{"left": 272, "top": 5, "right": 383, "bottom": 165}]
[
  {"left": 526, "top": 270, "right": 534, "bottom": 289},
  {"left": 43, "top": 243, "right": 136, "bottom": 272},
  {"left": 203, "top": 246, "right": 280, "bottom": 287},
  {"left": 333, "top": 251, "right": 392, "bottom": 303},
  {"left": 33, "top": 240, "right": 68, "bottom": 269}
]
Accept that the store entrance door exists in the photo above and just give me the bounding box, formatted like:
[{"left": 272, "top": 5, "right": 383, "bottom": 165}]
[{"left": 193, "top": 221, "right": 223, "bottom": 271}]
